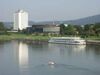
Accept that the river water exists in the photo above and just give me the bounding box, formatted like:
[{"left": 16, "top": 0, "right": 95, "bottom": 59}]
[{"left": 0, "top": 40, "right": 100, "bottom": 75}]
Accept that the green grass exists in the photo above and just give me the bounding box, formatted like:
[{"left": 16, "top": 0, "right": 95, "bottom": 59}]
[
  {"left": 0, "top": 33, "right": 100, "bottom": 41},
  {"left": 0, "top": 33, "right": 50, "bottom": 41},
  {"left": 84, "top": 36, "right": 100, "bottom": 40}
]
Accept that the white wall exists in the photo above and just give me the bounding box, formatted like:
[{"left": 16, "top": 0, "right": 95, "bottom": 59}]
[{"left": 13, "top": 10, "right": 28, "bottom": 30}]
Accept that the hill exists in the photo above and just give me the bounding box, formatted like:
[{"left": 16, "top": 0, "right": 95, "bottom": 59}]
[
  {"left": 38, "top": 14, "right": 100, "bottom": 25},
  {"left": 3, "top": 14, "right": 100, "bottom": 28}
]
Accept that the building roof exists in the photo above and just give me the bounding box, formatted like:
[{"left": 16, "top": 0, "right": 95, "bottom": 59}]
[
  {"left": 15, "top": 10, "right": 27, "bottom": 13},
  {"left": 32, "top": 24, "right": 59, "bottom": 26}
]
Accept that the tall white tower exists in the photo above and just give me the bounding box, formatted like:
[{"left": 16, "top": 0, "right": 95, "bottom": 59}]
[{"left": 13, "top": 10, "right": 28, "bottom": 30}]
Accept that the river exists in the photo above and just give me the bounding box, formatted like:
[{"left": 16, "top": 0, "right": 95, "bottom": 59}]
[{"left": 0, "top": 40, "right": 100, "bottom": 75}]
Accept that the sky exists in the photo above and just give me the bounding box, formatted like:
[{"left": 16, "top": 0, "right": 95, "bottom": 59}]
[{"left": 0, "top": 0, "right": 100, "bottom": 22}]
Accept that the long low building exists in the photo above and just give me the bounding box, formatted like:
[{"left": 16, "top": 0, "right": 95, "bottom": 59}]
[{"left": 31, "top": 24, "right": 60, "bottom": 34}]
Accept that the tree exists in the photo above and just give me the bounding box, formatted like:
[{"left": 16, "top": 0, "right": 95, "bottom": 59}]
[
  {"left": 60, "top": 24, "right": 65, "bottom": 35},
  {"left": 84, "top": 24, "right": 95, "bottom": 36},
  {"left": 74, "top": 25, "right": 84, "bottom": 35},
  {"left": 93, "top": 23, "right": 100, "bottom": 36},
  {"left": 0, "top": 22, "right": 5, "bottom": 31},
  {"left": 64, "top": 24, "right": 77, "bottom": 35},
  {"left": 0, "top": 22, "right": 8, "bottom": 35}
]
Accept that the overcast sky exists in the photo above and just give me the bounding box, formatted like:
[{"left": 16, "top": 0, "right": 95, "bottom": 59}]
[{"left": 0, "top": 0, "right": 100, "bottom": 22}]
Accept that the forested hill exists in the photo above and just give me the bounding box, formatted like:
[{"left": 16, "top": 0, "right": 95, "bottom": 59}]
[
  {"left": 37, "top": 14, "right": 100, "bottom": 25},
  {"left": 3, "top": 14, "right": 100, "bottom": 28}
]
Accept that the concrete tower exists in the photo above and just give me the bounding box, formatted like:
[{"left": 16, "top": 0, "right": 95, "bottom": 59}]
[{"left": 13, "top": 10, "right": 28, "bottom": 30}]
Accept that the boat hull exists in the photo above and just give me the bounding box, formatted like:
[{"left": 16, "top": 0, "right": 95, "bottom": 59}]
[{"left": 48, "top": 37, "right": 86, "bottom": 45}]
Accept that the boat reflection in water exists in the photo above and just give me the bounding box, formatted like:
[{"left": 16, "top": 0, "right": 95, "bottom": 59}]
[
  {"left": 48, "top": 43, "right": 86, "bottom": 58},
  {"left": 72, "top": 45, "right": 86, "bottom": 52}
]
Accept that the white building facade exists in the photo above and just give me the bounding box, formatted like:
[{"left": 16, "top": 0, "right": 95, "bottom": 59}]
[{"left": 13, "top": 10, "right": 28, "bottom": 30}]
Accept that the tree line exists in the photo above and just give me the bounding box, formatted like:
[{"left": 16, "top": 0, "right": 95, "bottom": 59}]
[
  {"left": 60, "top": 23, "right": 100, "bottom": 37},
  {"left": 0, "top": 21, "right": 100, "bottom": 37},
  {"left": 0, "top": 22, "right": 7, "bottom": 34}
]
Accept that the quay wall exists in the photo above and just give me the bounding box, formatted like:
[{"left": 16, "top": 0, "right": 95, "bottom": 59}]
[{"left": 86, "top": 40, "right": 100, "bottom": 45}]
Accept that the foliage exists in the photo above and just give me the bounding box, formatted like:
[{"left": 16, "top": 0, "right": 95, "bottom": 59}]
[
  {"left": 0, "top": 21, "right": 100, "bottom": 40},
  {"left": 64, "top": 24, "right": 77, "bottom": 35},
  {"left": 74, "top": 25, "right": 83, "bottom": 35},
  {"left": 0, "top": 22, "right": 8, "bottom": 35},
  {"left": 93, "top": 23, "right": 100, "bottom": 36},
  {"left": 84, "top": 24, "right": 95, "bottom": 36},
  {"left": 0, "top": 22, "right": 5, "bottom": 31},
  {"left": 60, "top": 24, "right": 78, "bottom": 35},
  {"left": 60, "top": 24, "right": 65, "bottom": 35},
  {"left": 59, "top": 22, "right": 100, "bottom": 38}
]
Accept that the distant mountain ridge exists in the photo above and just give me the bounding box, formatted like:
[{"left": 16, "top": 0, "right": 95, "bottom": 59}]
[
  {"left": 3, "top": 14, "right": 100, "bottom": 28},
  {"left": 38, "top": 14, "right": 100, "bottom": 25},
  {"left": 3, "top": 21, "right": 35, "bottom": 29},
  {"left": 63, "top": 14, "right": 100, "bottom": 25}
]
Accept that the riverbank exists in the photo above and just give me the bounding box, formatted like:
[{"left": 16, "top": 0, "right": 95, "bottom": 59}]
[
  {"left": 86, "top": 40, "right": 100, "bottom": 45},
  {"left": 85, "top": 36, "right": 100, "bottom": 45},
  {"left": 0, "top": 34, "right": 50, "bottom": 41},
  {"left": 0, "top": 34, "right": 100, "bottom": 45}
]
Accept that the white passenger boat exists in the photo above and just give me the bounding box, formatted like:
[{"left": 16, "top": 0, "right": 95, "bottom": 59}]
[{"left": 48, "top": 37, "right": 86, "bottom": 45}]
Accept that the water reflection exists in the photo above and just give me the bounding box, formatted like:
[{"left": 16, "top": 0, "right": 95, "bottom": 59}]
[
  {"left": 0, "top": 41, "right": 100, "bottom": 75},
  {"left": 85, "top": 45, "right": 100, "bottom": 60},
  {"left": 18, "top": 42, "right": 29, "bottom": 75},
  {"left": 48, "top": 43, "right": 86, "bottom": 56},
  {"left": 10, "top": 41, "right": 29, "bottom": 75}
]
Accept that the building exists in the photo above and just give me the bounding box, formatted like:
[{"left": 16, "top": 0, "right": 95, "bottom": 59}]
[
  {"left": 13, "top": 10, "right": 28, "bottom": 30},
  {"left": 31, "top": 24, "right": 60, "bottom": 34}
]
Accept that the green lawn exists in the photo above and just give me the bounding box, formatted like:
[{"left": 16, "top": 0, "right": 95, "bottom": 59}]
[
  {"left": 84, "top": 36, "right": 100, "bottom": 40},
  {"left": 0, "top": 33, "right": 50, "bottom": 41},
  {"left": 0, "top": 33, "right": 100, "bottom": 41}
]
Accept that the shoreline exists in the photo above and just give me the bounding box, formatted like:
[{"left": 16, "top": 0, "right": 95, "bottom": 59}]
[
  {"left": 0, "top": 34, "right": 50, "bottom": 41},
  {"left": 0, "top": 34, "right": 100, "bottom": 45},
  {"left": 86, "top": 40, "right": 100, "bottom": 45}
]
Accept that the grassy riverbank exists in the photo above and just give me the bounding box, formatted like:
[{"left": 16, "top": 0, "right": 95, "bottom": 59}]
[
  {"left": 0, "top": 33, "right": 100, "bottom": 41},
  {"left": 84, "top": 36, "right": 100, "bottom": 40},
  {"left": 0, "top": 33, "right": 50, "bottom": 41}
]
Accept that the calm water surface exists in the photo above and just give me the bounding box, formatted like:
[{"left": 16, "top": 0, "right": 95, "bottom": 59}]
[{"left": 0, "top": 40, "right": 100, "bottom": 75}]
